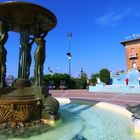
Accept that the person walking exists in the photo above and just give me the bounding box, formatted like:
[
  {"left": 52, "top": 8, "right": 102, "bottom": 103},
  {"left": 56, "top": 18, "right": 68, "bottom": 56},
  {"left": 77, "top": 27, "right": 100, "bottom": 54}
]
[{"left": 125, "top": 78, "right": 129, "bottom": 86}]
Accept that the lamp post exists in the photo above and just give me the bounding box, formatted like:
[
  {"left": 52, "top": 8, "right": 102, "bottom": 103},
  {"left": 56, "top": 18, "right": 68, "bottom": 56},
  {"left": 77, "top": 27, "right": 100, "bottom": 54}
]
[{"left": 67, "top": 32, "right": 72, "bottom": 77}]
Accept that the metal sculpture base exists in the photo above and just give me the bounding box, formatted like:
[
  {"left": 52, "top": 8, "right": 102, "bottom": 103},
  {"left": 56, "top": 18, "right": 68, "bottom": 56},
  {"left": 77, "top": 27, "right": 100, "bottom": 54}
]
[
  {"left": 0, "top": 86, "right": 59, "bottom": 124},
  {"left": 31, "top": 86, "right": 60, "bottom": 119},
  {"left": 13, "top": 79, "right": 31, "bottom": 88},
  {"left": 0, "top": 95, "right": 42, "bottom": 123}
]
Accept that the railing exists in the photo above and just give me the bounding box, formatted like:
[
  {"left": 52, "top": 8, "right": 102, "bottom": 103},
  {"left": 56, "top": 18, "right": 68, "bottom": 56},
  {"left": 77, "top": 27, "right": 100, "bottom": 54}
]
[{"left": 129, "top": 54, "right": 138, "bottom": 60}]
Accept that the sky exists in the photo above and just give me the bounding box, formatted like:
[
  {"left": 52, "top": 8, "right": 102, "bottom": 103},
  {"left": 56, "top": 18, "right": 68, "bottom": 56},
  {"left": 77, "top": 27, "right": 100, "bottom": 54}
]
[{"left": 1, "top": 0, "right": 140, "bottom": 78}]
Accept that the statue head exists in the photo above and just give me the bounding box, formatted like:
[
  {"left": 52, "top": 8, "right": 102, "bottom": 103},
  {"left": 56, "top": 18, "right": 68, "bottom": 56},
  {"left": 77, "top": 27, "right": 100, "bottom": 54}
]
[{"left": 20, "top": 32, "right": 30, "bottom": 46}]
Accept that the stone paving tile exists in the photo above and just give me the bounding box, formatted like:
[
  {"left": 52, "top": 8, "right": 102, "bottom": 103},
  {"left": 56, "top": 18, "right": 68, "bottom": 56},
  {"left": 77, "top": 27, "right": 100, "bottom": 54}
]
[
  {"left": 107, "top": 100, "right": 139, "bottom": 106},
  {"left": 51, "top": 90, "right": 140, "bottom": 107},
  {"left": 117, "top": 96, "right": 140, "bottom": 100}
]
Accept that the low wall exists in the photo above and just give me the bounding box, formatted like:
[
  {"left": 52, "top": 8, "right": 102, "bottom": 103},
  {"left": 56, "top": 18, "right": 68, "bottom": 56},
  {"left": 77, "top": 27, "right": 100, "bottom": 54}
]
[{"left": 89, "top": 85, "right": 140, "bottom": 94}]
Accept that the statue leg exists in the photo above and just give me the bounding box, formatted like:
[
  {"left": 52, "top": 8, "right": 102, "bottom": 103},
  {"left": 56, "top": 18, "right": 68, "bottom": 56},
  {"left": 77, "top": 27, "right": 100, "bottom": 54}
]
[
  {"left": 35, "top": 65, "right": 43, "bottom": 86},
  {"left": 0, "top": 65, "right": 1, "bottom": 88},
  {"left": 34, "top": 65, "right": 38, "bottom": 86},
  {"left": 1, "top": 63, "right": 6, "bottom": 87},
  {"left": 26, "top": 55, "right": 31, "bottom": 79},
  {"left": 40, "top": 66, "right": 44, "bottom": 86},
  {"left": 38, "top": 66, "right": 42, "bottom": 86},
  {"left": 26, "top": 65, "right": 30, "bottom": 79}
]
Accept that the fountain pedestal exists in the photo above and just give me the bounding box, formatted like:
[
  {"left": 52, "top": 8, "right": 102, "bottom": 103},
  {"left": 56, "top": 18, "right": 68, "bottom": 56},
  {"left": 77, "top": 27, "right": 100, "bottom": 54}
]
[
  {"left": 0, "top": 1, "right": 59, "bottom": 126},
  {"left": 0, "top": 95, "right": 42, "bottom": 123},
  {"left": 13, "top": 79, "right": 31, "bottom": 88}
]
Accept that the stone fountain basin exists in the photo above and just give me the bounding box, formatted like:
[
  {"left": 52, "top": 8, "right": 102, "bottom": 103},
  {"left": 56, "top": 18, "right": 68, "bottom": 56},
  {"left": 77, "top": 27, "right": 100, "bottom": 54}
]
[
  {"left": 0, "top": 95, "right": 42, "bottom": 123},
  {"left": 0, "top": 97, "right": 138, "bottom": 140}
]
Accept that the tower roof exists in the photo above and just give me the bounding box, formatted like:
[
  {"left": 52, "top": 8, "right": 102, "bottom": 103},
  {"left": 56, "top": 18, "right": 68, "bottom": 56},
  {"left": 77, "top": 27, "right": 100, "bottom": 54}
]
[{"left": 121, "top": 38, "right": 140, "bottom": 46}]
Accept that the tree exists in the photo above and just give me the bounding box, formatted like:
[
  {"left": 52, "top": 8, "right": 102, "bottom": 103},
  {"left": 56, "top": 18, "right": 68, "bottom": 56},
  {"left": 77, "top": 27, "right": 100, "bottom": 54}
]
[
  {"left": 69, "top": 78, "right": 77, "bottom": 89},
  {"left": 44, "top": 74, "right": 53, "bottom": 86},
  {"left": 43, "top": 70, "right": 89, "bottom": 89},
  {"left": 77, "top": 70, "right": 88, "bottom": 89},
  {"left": 99, "top": 68, "right": 110, "bottom": 84},
  {"left": 91, "top": 73, "right": 99, "bottom": 78},
  {"left": 90, "top": 73, "right": 99, "bottom": 86},
  {"left": 90, "top": 76, "right": 97, "bottom": 86},
  {"left": 44, "top": 73, "right": 71, "bottom": 89}
]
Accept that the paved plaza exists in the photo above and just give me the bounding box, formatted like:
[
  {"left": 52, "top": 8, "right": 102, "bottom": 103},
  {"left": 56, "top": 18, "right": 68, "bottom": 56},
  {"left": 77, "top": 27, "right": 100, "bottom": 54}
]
[{"left": 51, "top": 89, "right": 140, "bottom": 106}]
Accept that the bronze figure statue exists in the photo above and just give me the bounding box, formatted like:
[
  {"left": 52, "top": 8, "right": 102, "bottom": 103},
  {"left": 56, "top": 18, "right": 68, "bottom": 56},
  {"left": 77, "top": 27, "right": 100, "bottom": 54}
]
[
  {"left": 0, "top": 21, "right": 8, "bottom": 88},
  {"left": 18, "top": 32, "right": 34, "bottom": 79},
  {"left": 34, "top": 32, "right": 48, "bottom": 86}
]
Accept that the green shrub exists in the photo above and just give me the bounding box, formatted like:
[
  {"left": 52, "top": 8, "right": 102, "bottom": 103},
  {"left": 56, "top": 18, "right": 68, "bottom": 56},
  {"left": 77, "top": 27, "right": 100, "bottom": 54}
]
[
  {"left": 99, "top": 68, "right": 110, "bottom": 84},
  {"left": 44, "top": 73, "right": 70, "bottom": 89},
  {"left": 31, "top": 71, "right": 89, "bottom": 89},
  {"left": 90, "top": 76, "right": 97, "bottom": 86}
]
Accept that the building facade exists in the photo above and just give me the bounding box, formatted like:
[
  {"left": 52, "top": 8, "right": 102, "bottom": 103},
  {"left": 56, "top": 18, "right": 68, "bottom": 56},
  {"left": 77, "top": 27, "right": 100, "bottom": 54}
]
[{"left": 121, "top": 38, "right": 140, "bottom": 71}]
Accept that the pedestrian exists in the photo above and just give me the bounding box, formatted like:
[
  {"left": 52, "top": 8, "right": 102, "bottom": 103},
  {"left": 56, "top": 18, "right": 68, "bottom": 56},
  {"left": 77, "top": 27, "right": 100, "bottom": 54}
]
[{"left": 125, "top": 78, "right": 129, "bottom": 86}]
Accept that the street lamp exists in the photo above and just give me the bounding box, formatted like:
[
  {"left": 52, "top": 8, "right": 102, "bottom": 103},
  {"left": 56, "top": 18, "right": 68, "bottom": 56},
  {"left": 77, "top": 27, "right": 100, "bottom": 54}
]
[{"left": 67, "top": 32, "right": 72, "bottom": 77}]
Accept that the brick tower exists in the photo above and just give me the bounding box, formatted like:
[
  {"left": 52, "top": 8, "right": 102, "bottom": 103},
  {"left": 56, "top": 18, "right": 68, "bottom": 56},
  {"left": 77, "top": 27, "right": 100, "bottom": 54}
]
[{"left": 121, "top": 38, "right": 140, "bottom": 71}]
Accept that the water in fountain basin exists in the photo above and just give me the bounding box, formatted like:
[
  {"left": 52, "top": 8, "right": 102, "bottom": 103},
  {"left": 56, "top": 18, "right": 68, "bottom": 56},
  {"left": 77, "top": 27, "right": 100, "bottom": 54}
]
[{"left": 0, "top": 102, "right": 138, "bottom": 140}]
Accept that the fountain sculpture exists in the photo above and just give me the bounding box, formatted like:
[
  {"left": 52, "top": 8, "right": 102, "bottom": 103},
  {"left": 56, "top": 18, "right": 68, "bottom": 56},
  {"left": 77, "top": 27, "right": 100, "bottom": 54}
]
[{"left": 0, "top": 1, "right": 59, "bottom": 125}]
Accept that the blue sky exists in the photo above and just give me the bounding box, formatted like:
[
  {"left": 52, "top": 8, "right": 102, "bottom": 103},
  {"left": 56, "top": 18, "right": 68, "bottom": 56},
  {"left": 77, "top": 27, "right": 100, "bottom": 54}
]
[{"left": 2, "top": 0, "right": 140, "bottom": 78}]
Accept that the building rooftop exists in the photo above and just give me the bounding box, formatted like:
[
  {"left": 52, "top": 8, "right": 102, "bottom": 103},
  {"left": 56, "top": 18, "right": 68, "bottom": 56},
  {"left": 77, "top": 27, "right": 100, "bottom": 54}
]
[{"left": 121, "top": 37, "right": 140, "bottom": 46}]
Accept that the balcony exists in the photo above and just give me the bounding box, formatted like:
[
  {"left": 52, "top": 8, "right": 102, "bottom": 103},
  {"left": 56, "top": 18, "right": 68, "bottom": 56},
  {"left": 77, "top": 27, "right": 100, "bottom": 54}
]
[{"left": 129, "top": 54, "right": 138, "bottom": 60}]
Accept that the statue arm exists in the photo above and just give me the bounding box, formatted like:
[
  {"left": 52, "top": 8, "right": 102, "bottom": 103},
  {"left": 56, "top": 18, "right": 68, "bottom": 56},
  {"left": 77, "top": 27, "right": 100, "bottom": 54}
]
[
  {"left": 40, "top": 32, "right": 48, "bottom": 39},
  {"left": 29, "top": 38, "right": 34, "bottom": 46},
  {"left": 0, "top": 35, "right": 4, "bottom": 41},
  {"left": 0, "top": 32, "right": 8, "bottom": 43},
  {"left": 34, "top": 32, "right": 48, "bottom": 40}
]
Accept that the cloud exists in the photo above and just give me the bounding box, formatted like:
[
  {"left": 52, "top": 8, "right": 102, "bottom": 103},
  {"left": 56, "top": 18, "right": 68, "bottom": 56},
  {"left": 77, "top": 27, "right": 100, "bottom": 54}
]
[{"left": 95, "top": 9, "right": 133, "bottom": 27}]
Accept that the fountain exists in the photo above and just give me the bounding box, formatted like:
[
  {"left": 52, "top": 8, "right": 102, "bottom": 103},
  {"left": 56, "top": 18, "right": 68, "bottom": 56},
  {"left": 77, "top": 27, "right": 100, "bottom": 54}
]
[
  {"left": 0, "top": 1, "right": 139, "bottom": 140},
  {"left": 0, "top": 1, "right": 59, "bottom": 126}
]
